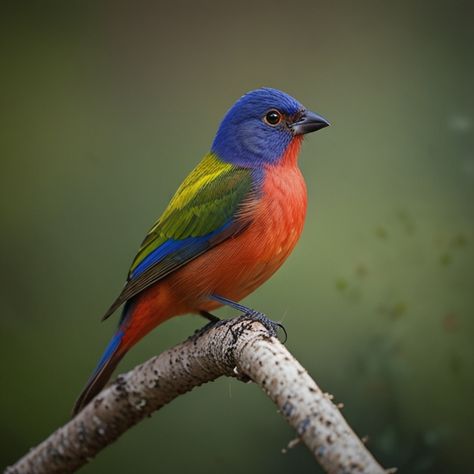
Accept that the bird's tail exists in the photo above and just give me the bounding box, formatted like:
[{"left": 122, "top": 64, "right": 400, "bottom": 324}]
[
  {"left": 72, "top": 328, "right": 127, "bottom": 416},
  {"left": 72, "top": 286, "right": 177, "bottom": 416}
]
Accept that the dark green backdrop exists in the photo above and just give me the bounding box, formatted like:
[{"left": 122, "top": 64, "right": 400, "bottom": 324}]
[{"left": 1, "top": 1, "right": 473, "bottom": 472}]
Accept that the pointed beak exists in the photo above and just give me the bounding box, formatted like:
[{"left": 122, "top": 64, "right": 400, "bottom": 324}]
[{"left": 291, "top": 110, "right": 330, "bottom": 135}]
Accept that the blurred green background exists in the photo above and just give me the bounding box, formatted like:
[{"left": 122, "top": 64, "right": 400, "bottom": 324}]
[{"left": 1, "top": 1, "right": 473, "bottom": 472}]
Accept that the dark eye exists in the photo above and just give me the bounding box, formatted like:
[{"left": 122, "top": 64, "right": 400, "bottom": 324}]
[{"left": 264, "top": 109, "right": 282, "bottom": 126}]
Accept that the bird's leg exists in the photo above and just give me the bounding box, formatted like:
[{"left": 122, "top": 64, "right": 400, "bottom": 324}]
[
  {"left": 190, "top": 310, "right": 224, "bottom": 341},
  {"left": 199, "top": 310, "right": 220, "bottom": 323},
  {"left": 210, "top": 294, "right": 287, "bottom": 342}
]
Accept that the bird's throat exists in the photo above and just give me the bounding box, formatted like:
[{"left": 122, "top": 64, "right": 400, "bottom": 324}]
[{"left": 278, "top": 136, "right": 303, "bottom": 167}]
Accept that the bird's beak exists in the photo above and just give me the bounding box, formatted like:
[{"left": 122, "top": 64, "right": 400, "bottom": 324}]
[{"left": 291, "top": 110, "right": 330, "bottom": 135}]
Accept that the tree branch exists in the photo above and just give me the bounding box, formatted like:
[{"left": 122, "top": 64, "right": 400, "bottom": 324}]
[{"left": 5, "top": 316, "right": 388, "bottom": 474}]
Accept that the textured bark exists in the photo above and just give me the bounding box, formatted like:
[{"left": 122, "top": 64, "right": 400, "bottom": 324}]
[{"left": 5, "top": 317, "right": 387, "bottom": 474}]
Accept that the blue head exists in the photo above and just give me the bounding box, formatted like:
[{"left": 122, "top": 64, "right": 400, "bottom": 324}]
[{"left": 211, "top": 88, "right": 329, "bottom": 167}]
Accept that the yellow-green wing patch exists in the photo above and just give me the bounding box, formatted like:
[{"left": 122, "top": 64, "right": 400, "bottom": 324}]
[{"left": 102, "top": 153, "right": 255, "bottom": 320}]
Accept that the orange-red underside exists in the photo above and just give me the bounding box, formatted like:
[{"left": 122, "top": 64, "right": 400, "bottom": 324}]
[{"left": 120, "top": 136, "right": 307, "bottom": 351}]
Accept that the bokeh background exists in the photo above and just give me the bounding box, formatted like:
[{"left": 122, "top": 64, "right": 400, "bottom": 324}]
[{"left": 1, "top": 1, "right": 473, "bottom": 472}]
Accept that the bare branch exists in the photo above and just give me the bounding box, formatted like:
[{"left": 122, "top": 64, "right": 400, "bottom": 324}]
[{"left": 5, "top": 317, "right": 387, "bottom": 474}]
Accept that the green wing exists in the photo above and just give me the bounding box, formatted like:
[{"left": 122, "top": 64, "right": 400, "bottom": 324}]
[{"left": 102, "top": 153, "right": 255, "bottom": 320}]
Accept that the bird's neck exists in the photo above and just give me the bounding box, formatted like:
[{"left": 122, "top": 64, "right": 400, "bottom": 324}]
[
  {"left": 213, "top": 135, "right": 303, "bottom": 170},
  {"left": 274, "top": 136, "right": 303, "bottom": 168}
]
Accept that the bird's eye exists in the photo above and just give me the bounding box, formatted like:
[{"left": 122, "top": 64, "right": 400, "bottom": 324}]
[{"left": 264, "top": 109, "right": 282, "bottom": 126}]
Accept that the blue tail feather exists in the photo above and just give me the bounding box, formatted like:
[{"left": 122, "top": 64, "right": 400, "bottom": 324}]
[
  {"left": 92, "top": 329, "right": 124, "bottom": 378},
  {"left": 72, "top": 329, "right": 126, "bottom": 416}
]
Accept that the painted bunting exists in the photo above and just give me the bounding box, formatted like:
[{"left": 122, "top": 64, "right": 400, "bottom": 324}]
[{"left": 73, "top": 88, "right": 329, "bottom": 414}]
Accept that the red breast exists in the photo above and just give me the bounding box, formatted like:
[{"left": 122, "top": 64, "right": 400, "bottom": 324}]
[{"left": 122, "top": 136, "right": 308, "bottom": 347}]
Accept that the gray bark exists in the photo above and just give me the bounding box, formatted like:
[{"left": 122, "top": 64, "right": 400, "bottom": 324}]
[{"left": 5, "top": 317, "right": 388, "bottom": 474}]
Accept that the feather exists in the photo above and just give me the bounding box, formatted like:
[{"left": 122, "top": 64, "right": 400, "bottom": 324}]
[{"left": 102, "top": 154, "right": 257, "bottom": 321}]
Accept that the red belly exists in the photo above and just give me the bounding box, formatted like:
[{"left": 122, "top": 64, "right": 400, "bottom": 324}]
[
  {"left": 168, "top": 160, "right": 308, "bottom": 311},
  {"left": 121, "top": 138, "right": 308, "bottom": 348}
]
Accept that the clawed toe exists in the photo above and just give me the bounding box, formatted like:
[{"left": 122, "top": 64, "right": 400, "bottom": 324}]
[
  {"left": 208, "top": 294, "right": 288, "bottom": 343},
  {"left": 242, "top": 311, "right": 287, "bottom": 343}
]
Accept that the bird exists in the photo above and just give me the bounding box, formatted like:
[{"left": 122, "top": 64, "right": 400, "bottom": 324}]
[{"left": 72, "top": 87, "right": 329, "bottom": 415}]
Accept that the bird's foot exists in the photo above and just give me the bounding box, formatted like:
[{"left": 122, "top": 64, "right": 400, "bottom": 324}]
[
  {"left": 210, "top": 294, "right": 287, "bottom": 343},
  {"left": 240, "top": 310, "right": 287, "bottom": 342}
]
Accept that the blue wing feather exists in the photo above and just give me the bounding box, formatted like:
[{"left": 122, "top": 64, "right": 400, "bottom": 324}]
[{"left": 129, "top": 222, "right": 231, "bottom": 279}]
